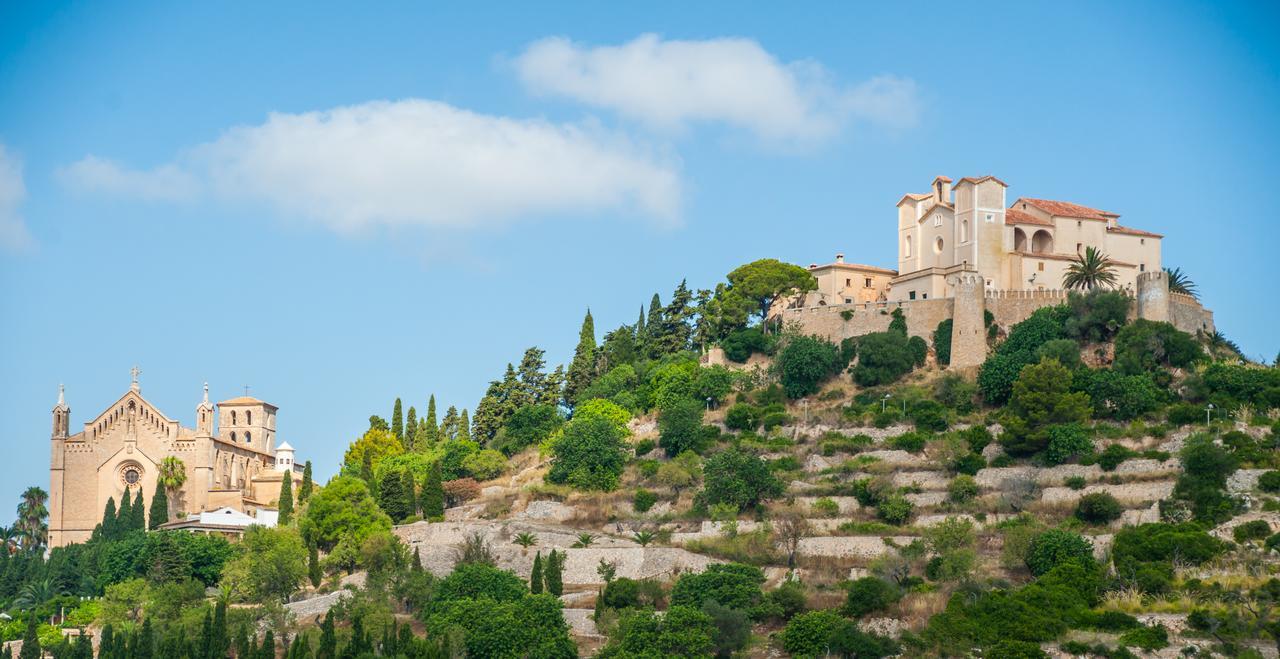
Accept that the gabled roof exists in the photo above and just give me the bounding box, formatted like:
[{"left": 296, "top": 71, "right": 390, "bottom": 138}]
[
  {"left": 1107, "top": 225, "right": 1162, "bottom": 238},
  {"left": 1005, "top": 208, "right": 1054, "bottom": 227},
  {"left": 1016, "top": 198, "right": 1117, "bottom": 221},
  {"left": 954, "top": 175, "right": 1009, "bottom": 188},
  {"left": 895, "top": 192, "right": 932, "bottom": 206},
  {"left": 218, "top": 396, "right": 277, "bottom": 409}
]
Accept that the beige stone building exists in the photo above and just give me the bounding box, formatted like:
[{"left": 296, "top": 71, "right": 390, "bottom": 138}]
[
  {"left": 891, "top": 175, "right": 1162, "bottom": 301},
  {"left": 47, "top": 370, "right": 301, "bottom": 548},
  {"left": 798, "top": 254, "right": 896, "bottom": 306}
]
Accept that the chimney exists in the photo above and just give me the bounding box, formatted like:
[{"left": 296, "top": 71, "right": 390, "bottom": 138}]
[
  {"left": 933, "top": 176, "right": 953, "bottom": 204},
  {"left": 835, "top": 253, "right": 845, "bottom": 264}
]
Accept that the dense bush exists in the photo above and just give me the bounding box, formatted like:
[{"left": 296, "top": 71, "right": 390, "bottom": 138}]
[
  {"left": 598, "top": 605, "right": 715, "bottom": 658},
  {"left": 698, "top": 447, "right": 784, "bottom": 512},
  {"left": 1173, "top": 434, "right": 1239, "bottom": 523},
  {"left": 669, "top": 563, "right": 765, "bottom": 613},
  {"left": 1035, "top": 339, "right": 1081, "bottom": 370},
  {"left": 496, "top": 404, "right": 563, "bottom": 455},
  {"left": 852, "top": 331, "right": 918, "bottom": 386},
  {"left": 776, "top": 335, "right": 844, "bottom": 399},
  {"left": 934, "top": 373, "right": 977, "bottom": 413},
  {"left": 1259, "top": 470, "right": 1280, "bottom": 493},
  {"left": 910, "top": 400, "right": 949, "bottom": 432},
  {"left": 1095, "top": 443, "right": 1136, "bottom": 471},
  {"left": 724, "top": 403, "right": 760, "bottom": 431},
  {"left": 1233, "top": 519, "right": 1272, "bottom": 543},
  {"left": 978, "top": 306, "right": 1068, "bottom": 404},
  {"left": 888, "top": 430, "right": 929, "bottom": 453},
  {"left": 934, "top": 319, "right": 953, "bottom": 366},
  {"left": 780, "top": 610, "right": 844, "bottom": 657},
  {"left": 1198, "top": 362, "right": 1280, "bottom": 410},
  {"left": 657, "top": 398, "right": 705, "bottom": 457},
  {"left": 545, "top": 416, "right": 627, "bottom": 491},
  {"left": 1075, "top": 492, "right": 1122, "bottom": 524},
  {"left": 632, "top": 489, "right": 657, "bottom": 514},
  {"left": 950, "top": 453, "right": 986, "bottom": 476},
  {"left": 876, "top": 495, "right": 914, "bottom": 526},
  {"left": 1112, "top": 523, "right": 1225, "bottom": 578},
  {"left": 960, "top": 426, "right": 993, "bottom": 453},
  {"left": 1044, "top": 423, "right": 1093, "bottom": 465},
  {"left": 721, "top": 327, "right": 774, "bottom": 363},
  {"left": 844, "top": 577, "right": 901, "bottom": 617},
  {"left": 1061, "top": 290, "right": 1130, "bottom": 343},
  {"left": 1113, "top": 319, "right": 1202, "bottom": 375},
  {"left": 1025, "top": 529, "right": 1094, "bottom": 576},
  {"left": 1075, "top": 369, "right": 1166, "bottom": 421}
]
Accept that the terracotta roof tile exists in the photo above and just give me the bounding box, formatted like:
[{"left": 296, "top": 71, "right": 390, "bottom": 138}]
[
  {"left": 1005, "top": 208, "right": 1053, "bottom": 227},
  {"left": 954, "top": 175, "right": 1009, "bottom": 187},
  {"left": 1017, "top": 198, "right": 1116, "bottom": 221},
  {"left": 1107, "top": 225, "right": 1163, "bottom": 238}
]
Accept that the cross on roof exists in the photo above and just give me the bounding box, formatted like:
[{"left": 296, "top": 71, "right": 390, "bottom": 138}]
[{"left": 243, "top": 385, "right": 251, "bottom": 396}]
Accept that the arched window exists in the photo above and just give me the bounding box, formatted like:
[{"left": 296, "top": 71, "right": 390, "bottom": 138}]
[
  {"left": 934, "top": 237, "right": 944, "bottom": 254},
  {"left": 1031, "top": 230, "right": 1054, "bottom": 254},
  {"left": 1014, "top": 228, "right": 1028, "bottom": 252},
  {"left": 245, "top": 431, "right": 252, "bottom": 444},
  {"left": 246, "top": 411, "right": 252, "bottom": 425},
  {"left": 905, "top": 235, "right": 913, "bottom": 258},
  {"left": 231, "top": 411, "right": 237, "bottom": 425},
  {"left": 230, "top": 431, "right": 237, "bottom": 443},
  {"left": 961, "top": 219, "right": 969, "bottom": 243}
]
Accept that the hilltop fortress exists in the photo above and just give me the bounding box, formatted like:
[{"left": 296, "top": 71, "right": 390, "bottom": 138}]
[{"left": 776, "top": 176, "right": 1215, "bottom": 368}]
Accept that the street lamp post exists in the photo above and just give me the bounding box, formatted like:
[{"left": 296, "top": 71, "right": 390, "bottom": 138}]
[
  {"left": 882, "top": 393, "right": 891, "bottom": 413},
  {"left": 1205, "top": 403, "right": 1215, "bottom": 426}
]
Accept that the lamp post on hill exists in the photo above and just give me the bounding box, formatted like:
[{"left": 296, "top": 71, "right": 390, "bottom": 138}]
[
  {"left": 1205, "top": 403, "right": 1215, "bottom": 426},
  {"left": 882, "top": 393, "right": 891, "bottom": 413}
]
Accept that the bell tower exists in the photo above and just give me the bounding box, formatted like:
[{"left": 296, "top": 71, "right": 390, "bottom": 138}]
[
  {"left": 51, "top": 384, "right": 70, "bottom": 440},
  {"left": 196, "top": 383, "right": 214, "bottom": 437},
  {"left": 49, "top": 385, "right": 70, "bottom": 549}
]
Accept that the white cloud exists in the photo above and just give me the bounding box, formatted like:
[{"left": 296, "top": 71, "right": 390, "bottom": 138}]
[
  {"left": 513, "top": 34, "right": 920, "bottom": 143},
  {"left": 60, "top": 99, "right": 681, "bottom": 232},
  {"left": 0, "top": 145, "right": 32, "bottom": 251}
]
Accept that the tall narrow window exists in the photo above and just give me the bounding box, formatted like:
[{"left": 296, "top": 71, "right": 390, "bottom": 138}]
[
  {"left": 245, "top": 431, "right": 252, "bottom": 444},
  {"left": 905, "top": 235, "right": 913, "bottom": 258},
  {"left": 961, "top": 220, "right": 969, "bottom": 242},
  {"left": 231, "top": 411, "right": 237, "bottom": 425},
  {"left": 246, "top": 411, "right": 252, "bottom": 425},
  {"left": 230, "top": 431, "right": 237, "bottom": 443}
]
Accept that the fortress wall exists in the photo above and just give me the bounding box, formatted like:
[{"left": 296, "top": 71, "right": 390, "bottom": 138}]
[
  {"left": 1169, "top": 294, "right": 1215, "bottom": 335},
  {"left": 779, "top": 298, "right": 953, "bottom": 345},
  {"left": 984, "top": 289, "right": 1071, "bottom": 327}
]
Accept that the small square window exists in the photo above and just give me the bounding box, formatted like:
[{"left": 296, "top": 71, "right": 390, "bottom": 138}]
[
  {"left": 985, "top": 213, "right": 994, "bottom": 223},
  {"left": 1140, "top": 263, "right": 1145, "bottom": 272},
  {"left": 845, "top": 278, "right": 851, "bottom": 287},
  {"left": 844, "top": 298, "right": 852, "bottom": 304},
  {"left": 1140, "top": 239, "right": 1145, "bottom": 245},
  {"left": 1076, "top": 242, "right": 1082, "bottom": 253},
  {"left": 909, "top": 291, "right": 917, "bottom": 300},
  {"left": 922, "top": 293, "right": 929, "bottom": 299},
  {"left": 1038, "top": 262, "right": 1045, "bottom": 271},
  {"left": 864, "top": 278, "right": 872, "bottom": 288}
]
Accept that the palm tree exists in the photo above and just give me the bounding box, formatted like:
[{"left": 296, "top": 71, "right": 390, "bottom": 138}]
[
  {"left": 632, "top": 530, "right": 656, "bottom": 547},
  {"left": 1062, "top": 246, "right": 1118, "bottom": 290},
  {"left": 571, "top": 533, "right": 596, "bottom": 548},
  {"left": 513, "top": 532, "right": 538, "bottom": 553},
  {"left": 1164, "top": 267, "right": 1198, "bottom": 299},
  {"left": 16, "top": 486, "right": 48, "bottom": 551},
  {"left": 158, "top": 456, "right": 187, "bottom": 520},
  {"left": 0, "top": 525, "right": 17, "bottom": 555},
  {"left": 13, "top": 578, "right": 60, "bottom": 610},
  {"left": 1203, "top": 330, "right": 1242, "bottom": 360}
]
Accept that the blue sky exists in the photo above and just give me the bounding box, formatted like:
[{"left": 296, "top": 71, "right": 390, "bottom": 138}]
[{"left": 2, "top": 2, "right": 1278, "bottom": 509}]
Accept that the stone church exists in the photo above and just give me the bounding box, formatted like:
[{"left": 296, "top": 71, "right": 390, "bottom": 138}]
[{"left": 48, "top": 369, "right": 301, "bottom": 548}]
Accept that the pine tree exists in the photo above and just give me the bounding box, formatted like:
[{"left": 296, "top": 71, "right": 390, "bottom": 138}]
[
  {"left": 544, "top": 548, "right": 563, "bottom": 596},
  {"left": 115, "top": 491, "right": 132, "bottom": 535},
  {"left": 298, "top": 461, "right": 314, "bottom": 504},
  {"left": 148, "top": 481, "right": 168, "bottom": 529},
  {"left": 318, "top": 611, "right": 336, "bottom": 659},
  {"left": 131, "top": 488, "right": 146, "bottom": 531},
  {"left": 308, "top": 542, "right": 322, "bottom": 588},
  {"left": 259, "top": 630, "right": 274, "bottom": 659},
  {"left": 278, "top": 475, "right": 293, "bottom": 526},
  {"left": 458, "top": 409, "right": 471, "bottom": 443},
  {"left": 530, "top": 551, "right": 544, "bottom": 594},
  {"left": 360, "top": 451, "right": 375, "bottom": 488},
  {"left": 235, "top": 624, "right": 251, "bottom": 659},
  {"left": 136, "top": 618, "right": 154, "bottom": 659},
  {"left": 564, "top": 309, "right": 598, "bottom": 407},
  {"left": 405, "top": 406, "right": 417, "bottom": 451},
  {"left": 425, "top": 395, "right": 439, "bottom": 445},
  {"left": 101, "top": 497, "right": 117, "bottom": 540},
  {"left": 412, "top": 547, "right": 423, "bottom": 572},
  {"left": 421, "top": 461, "right": 444, "bottom": 520},
  {"left": 17, "top": 615, "right": 39, "bottom": 659},
  {"left": 401, "top": 469, "right": 416, "bottom": 517},
  {"left": 391, "top": 398, "right": 404, "bottom": 441},
  {"left": 639, "top": 293, "right": 663, "bottom": 357},
  {"left": 439, "top": 406, "right": 459, "bottom": 442}
]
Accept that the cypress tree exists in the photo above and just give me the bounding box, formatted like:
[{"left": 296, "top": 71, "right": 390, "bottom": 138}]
[
  {"left": 130, "top": 488, "right": 146, "bottom": 531},
  {"left": 318, "top": 611, "right": 336, "bottom": 659},
  {"left": 530, "top": 551, "right": 544, "bottom": 594},
  {"left": 378, "top": 470, "right": 409, "bottom": 522},
  {"left": 136, "top": 618, "right": 154, "bottom": 659},
  {"left": 421, "top": 461, "right": 444, "bottom": 520},
  {"left": 309, "top": 542, "right": 322, "bottom": 588},
  {"left": 148, "top": 481, "right": 168, "bottom": 529},
  {"left": 298, "top": 461, "right": 314, "bottom": 504},
  {"left": 401, "top": 469, "right": 416, "bottom": 517},
  {"left": 425, "top": 395, "right": 439, "bottom": 445},
  {"left": 544, "top": 549, "right": 563, "bottom": 596},
  {"left": 17, "top": 615, "right": 39, "bottom": 659},
  {"left": 99, "top": 625, "right": 114, "bottom": 659},
  {"left": 213, "top": 599, "right": 229, "bottom": 658},
  {"left": 405, "top": 406, "right": 417, "bottom": 451},
  {"left": 458, "top": 409, "right": 471, "bottom": 443},
  {"left": 116, "top": 491, "right": 132, "bottom": 535},
  {"left": 234, "top": 624, "right": 250, "bottom": 659},
  {"left": 440, "top": 406, "right": 459, "bottom": 441},
  {"left": 259, "top": 630, "right": 274, "bottom": 659},
  {"left": 564, "top": 309, "right": 597, "bottom": 407},
  {"left": 391, "top": 398, "right": 404, "bottom": 441},
  {"left": 101, "top": 497, "right": 117, "bottom": 540},
  {"left": 278, "top": 475, "right": 294, "bottom": 526},
  {"left": 412, "top": 547, "right": 423, "bottom": 572}
]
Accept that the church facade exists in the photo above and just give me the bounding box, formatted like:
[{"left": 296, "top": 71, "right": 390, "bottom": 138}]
[{"left": 48, "top": 370, "right": 301, "bottom": 548}]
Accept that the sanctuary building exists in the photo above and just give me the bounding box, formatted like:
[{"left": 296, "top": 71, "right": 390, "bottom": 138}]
[{"left": 48, "top": 369, "right": 301, "bottom": 548}]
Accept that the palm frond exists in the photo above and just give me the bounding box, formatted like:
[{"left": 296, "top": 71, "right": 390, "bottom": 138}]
[{"left": 1164, "top": 267, "right": 1198, "bottom": 299}]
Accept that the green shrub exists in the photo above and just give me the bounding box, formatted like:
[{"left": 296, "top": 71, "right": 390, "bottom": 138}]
[
  {"left": 960, "top": 426, "right": 993, "bottom": 453},
  {"left": 934, "top": 319, "right": 953, "bottom": 366},
  {"left": 889, "top": 430, "right": 930, "bottom": 453},
  {"left": 1035, "top": 339, "right": 1081, "bottom": 369},
  {"left": 1025, "top": 529, "right": 1094, "bottom": 576},
  {"left": 777, "top": 335, "right": 844, "bottom": 399},
  {"left": 1045, "top": 423, "right": 1093, "bottom": 465},
  {"left": 910, "top": 400, "right": 949, "bottom": 432},
  {"left": 633, "top": 439, "right": 657, "bottom": 457},
  {"left": 724, "top": 403, "right": 760, "bottom": 431},
  {"left": 780, "top": 610, "right": 843, "bottom": 657},
  {"left": 1233, "top": 519, "right": 1272, "bottom": 543},
  {"left": 1064, "top": 476, "right": 1087, "bottom": 490},
  {"left": 1075, "top": 492, "right": 1123, "bottom": 524},
  {"left": 999, "top": 359, "right": 1091, "bottom": 457},
  {"left": 721, "top": 327, "right": 774, "bottom": 363},
  {"left": 977, "top": 306, "right": 1068, "bottom": 404},
  {"left": 670, "top": 563, "right": 765, "bottom": 614},
  {"left": 1259, "top": 470, "right": 1280, "bottom": 493},
  {"left": 1119, "top": 623, "right": 1169, "bottom": 651},
  {"left": 985, "top": 640, "right": 1049, "bottom": 658},
  {"left": 950, "top": 452, "right": 986, "bottom": 476},
  {"left": 697, "top": 447, "right": 784, "bottom": 512},
  {"left": 546, "top": 416, "right": 628, "bottom": 491},
  {"left": 761, "top": 411, "right": 791, "bottom": 430},
  {"left": 934, "top": 373, "right": 977, "bottom": 414},
  {"left": 908, "top": 336, "right": 928, "bottom": 367},
  {"left": 844, "top": 577, "right": 901, "bottom": 617},
  {"left": 1114, "top": 319, "right": 1202, "bottom": 375},
  {"left": 1165, "top": 402, "right": 1204, "bottom": 426},
  {"left": 1097, "top": 444, "right": 1136, "bottom": 471},
  {"left": 876, "top": 495, "right": 914, "bottom": 526},
  {"left": 811, "top": 497, "right": 840, "bottom": 517},
  {"left": 948, "top": 475, "right": 979, "bottom": 502},
  {"left": 820, "top": 433, "right": 872, "bottom": 456},
  {"left": 1173, "top": 434, "right": 1240, "bottom": 523},
  {"left": 1076, "top": 369, "right": 1166, "bottom": 421},
  {"left": 853, "top": 331, "right": 918, "bottom": 386},
  {"left": 1112, "top": 523, "right": 1225, "bottom": 567},
  {"left": 1266, "top": 532, "right": 1280, "bottom": 551},
  {"left": 632, "top": 489, "right": 657, "bottom": 514},
  {"left": 827, "top": 622, "right": 899, "bottom": 659}
]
